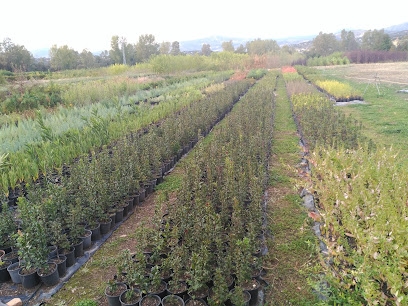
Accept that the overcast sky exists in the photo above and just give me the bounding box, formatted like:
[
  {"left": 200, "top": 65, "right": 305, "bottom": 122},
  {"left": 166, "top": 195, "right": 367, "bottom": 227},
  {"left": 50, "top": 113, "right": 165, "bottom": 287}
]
[{"left": 1, "top": 0, "right": 407, "bottom": 52}]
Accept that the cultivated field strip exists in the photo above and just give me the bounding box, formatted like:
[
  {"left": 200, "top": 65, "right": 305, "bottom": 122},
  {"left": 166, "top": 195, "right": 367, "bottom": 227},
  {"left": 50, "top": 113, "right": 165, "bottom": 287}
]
[{"left": 283, "top": 67, "right": 408, "bottom": 304}]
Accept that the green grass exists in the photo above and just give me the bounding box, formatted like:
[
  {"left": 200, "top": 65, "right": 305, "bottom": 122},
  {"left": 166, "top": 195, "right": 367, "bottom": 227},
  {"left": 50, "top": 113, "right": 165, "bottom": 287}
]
[
  {"left": 317, "top": 67, "right": 408, "bottom": 160},
  {"left": 263, "top": 76, "right": 319, "bottom": 305}
]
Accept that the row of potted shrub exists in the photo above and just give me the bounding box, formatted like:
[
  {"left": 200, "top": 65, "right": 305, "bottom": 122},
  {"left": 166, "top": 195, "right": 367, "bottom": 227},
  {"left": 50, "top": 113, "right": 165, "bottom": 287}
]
[
  {"left": 104, "top": 72, "right": 279, "bottom": 306},
  {"left": 0, "top": 79, "right": 253, "bottom": 291},
  {"left": 283, "top": 68, "right": 408, "bottom": 303},
  {"left": 295, "top": 66, "right": 362, "bottom": 101}
]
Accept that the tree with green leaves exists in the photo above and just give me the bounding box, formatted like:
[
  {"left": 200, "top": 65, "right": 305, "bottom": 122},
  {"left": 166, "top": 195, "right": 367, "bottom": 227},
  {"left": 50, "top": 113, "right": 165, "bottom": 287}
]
[
  {"left": 78, "top": 49, "right": 97, "bottom": 69},
  {"left": 135, "top": 34, "right": 159, "bottom": 62},
  {"left": 246, "top": 38, "right": 280, "bottom": 55},
  {"left": 170, "top": 41, "right": 181, "bottom": 55},
  {"left": 235, "top": 44, "right": 246, "bottom": 54},
  {"left": 311, "top": 32, "right": 340, "bottom": 57},
  {"left": 0, "top": 38, "right": 33, "bottom": 71},
  {"left": 49, "top": 44, "right": 79, "bottom": 70},
  {"left": 201, "top": 44, "right": 212, "bottom": 56},
  {"left": 340, "top": 29, "right": 359, "bottom": 51},
  {"left": 109, "top": 35, "right": 122, "bottom": 64},
  {"left": 159, "top": 41, "right": 171, "bottom": 54},
  {"left": 222, "top": 40, "right": 234, "bottom": 52},
  {"left": 362, "top": 29, "right": 392, "bottom": 51}
]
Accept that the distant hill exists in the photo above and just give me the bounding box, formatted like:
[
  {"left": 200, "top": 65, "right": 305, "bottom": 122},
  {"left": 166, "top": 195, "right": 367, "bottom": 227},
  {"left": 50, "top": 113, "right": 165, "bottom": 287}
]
[
  {"left": 30, "top": 21, "right": 408, "bottom": 57},
  {"left": 180, "top": 36, "right": 253, "bottom": 52},
  {"left": 32, "top": 48, "right": 49, "bottom": 58},
  {"left": 385, "top": 22, "right": 408, "bottom": 33}
]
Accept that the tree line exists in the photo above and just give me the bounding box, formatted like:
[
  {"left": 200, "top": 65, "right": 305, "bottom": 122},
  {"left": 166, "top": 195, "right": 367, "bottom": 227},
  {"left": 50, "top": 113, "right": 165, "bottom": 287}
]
[
  {"left": 0, "top": 34, "right": 285, "bottom": 72},
  {"left": 310, "top": 29, "right": 408, "bottom": 57}
]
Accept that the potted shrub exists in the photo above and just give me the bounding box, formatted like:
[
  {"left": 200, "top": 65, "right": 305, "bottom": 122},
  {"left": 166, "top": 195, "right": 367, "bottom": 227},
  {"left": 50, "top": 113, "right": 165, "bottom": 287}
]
[
  {"left": 0, "top": 202, "right": 17, "bottom": 253},
  {"left": 105, "top": 280, "right": 127, "bottom": 306},
  {"left": 161, "top": 295, "right": 185, "bottom": 306},
  {"left": 16, "top": 197, "right": 50, "bottom": 288},
  {"left": 147, "top": 265, "right": 167, "bottom": 298},
  {"left": 140, "top": 294, "right": 161, "bottom": 306},
  {"left": 119, "top": 288, "right": 142, "bottom": 306}
]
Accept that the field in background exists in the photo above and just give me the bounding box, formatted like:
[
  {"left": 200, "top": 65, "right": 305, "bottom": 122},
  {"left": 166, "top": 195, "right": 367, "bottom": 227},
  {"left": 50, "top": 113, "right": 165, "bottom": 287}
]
[{"left": 317, "top": 62, "right": 408, "bottom": 85}]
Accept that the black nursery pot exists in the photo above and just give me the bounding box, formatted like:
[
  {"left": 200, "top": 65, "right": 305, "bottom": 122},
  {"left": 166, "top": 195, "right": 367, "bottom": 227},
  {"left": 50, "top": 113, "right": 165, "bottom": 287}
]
[
  {"left": 100, "top": 218, "right": 112, "bottom": 235},
  {"left": 80, "top": 229, "right": 92, "bottom": 250},
  {"left": 140, "top": 294, "right": 161, "bottom": 306},
  {"left": 73, "top": 239, "right": 84, "bottom": 258},
  {"left": 7, "top": 262, "right": 23, "bottom": 284},
  {"left": 60, "top": 246, "right": 75, "bottom": 268},
  {"left": 19, "top": 268, "right": 41, "bottom": 289},
  {"left": 115, "top": 208, "right": 124, "bottom": 223},
  {"left": 51, "top": 255, "right": 67, "bottom": 278},
  {"left": 162, "top": 295, "right": 185, "bottom": 306},
  {"left": 105, "top": 282, "right": 127, "bottom": 306},
  {"left": 0, "top": 260, "right": 11, "bottom": 282},
  {"left": 87, "top": 223, "right": 101, "bottom": 241},
  {"left": 37, "top": 262, "right": 59, "bottom": 287}
]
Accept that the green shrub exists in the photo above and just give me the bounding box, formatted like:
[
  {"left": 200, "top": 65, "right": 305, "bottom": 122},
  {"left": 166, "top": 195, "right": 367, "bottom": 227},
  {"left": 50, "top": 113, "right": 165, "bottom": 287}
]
[{"left": 74, "top": 299, "right": 98, "bottom": 306}]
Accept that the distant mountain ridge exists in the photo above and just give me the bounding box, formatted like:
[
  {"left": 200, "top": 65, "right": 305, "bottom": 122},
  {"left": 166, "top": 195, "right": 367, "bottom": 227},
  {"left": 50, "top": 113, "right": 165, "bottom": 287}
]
[{"left": 30, "top": 21, "right": 408, "bottom": 57}]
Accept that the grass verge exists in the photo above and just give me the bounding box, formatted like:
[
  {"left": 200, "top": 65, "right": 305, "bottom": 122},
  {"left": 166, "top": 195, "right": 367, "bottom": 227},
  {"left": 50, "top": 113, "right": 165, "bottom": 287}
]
[{"left": 263, "top": 76, "right": 319, "bottom": 305}]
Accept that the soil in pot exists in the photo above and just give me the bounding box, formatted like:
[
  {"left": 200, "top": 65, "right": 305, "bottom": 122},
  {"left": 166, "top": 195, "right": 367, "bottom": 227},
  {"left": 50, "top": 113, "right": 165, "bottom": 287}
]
[
  {"left": 0, "top": 260, "right": 11, "bottom": 282},
  {"left": 167, "top": 281, "right": 188, "bottom": 298},
  {"left": 241, "top": 278, "right": 260, "bottom": 303},
  {"left": 3, "top": 250, "right": 18, "bottom": 264},
  {"left": 37, "top": 262, "right": 59, "bottom": 286},
  {"left": 119, "top": 288, "right": 142, "bottom": 305},
  {"left": 19, "top": 267, "right": 40, "bottom": 289},
  {"left": 140, "top": 294, "right": 161, "bottom": 306},
  {"left": 185, "top": 299, "right": 207, "bottom": 306},
  {"left": 188, "top": 285, "right": 209, "bottom": 300},
  {"left": 147, "top": 280, "right": 167, "bottom": 298},
  {"left": 162, "top": 295, "right": 185, "bottom": 306},
  {"left": 105, "top": 282, "right": 127, "bottom": 306}
]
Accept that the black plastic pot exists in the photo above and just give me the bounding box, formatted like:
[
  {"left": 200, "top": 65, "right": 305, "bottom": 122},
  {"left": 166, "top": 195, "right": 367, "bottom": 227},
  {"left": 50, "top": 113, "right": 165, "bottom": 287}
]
[
  {"left": 133, "top": 194, "right": 140, "bottom": 207},
  {"left": 37, "top": 262, "right": 59, "bottom": 286},
  {"left": 19, "top": 267, "right": 41, "bottom": 289},
  {"left": 119, "top": 288, "right": 142, "bottom": 306},
  {"left": 48, "top": 245, "right": 57, "bottom": 259},
  {"left": 122, "top": 202, "right": 130, "bottom": 218},
  {"left": 105, "top": 282, "right": 127, "bottom": 306},
  {"left": 73, "top": 239, "right": 84, "bottom": 258},
  {"left": 139, "top": 189, "right": 146, "bottom": 202},
  {"left": 100, "top": 218, "right": 112, "bottom": 235},
  {"left": 140, "top": 294, "right": 161, "bottom": 306},
  {"left": 115, "top": 208, "right": 124, "bottom": 223},
  {"left": 88, "top": 223, "right": 101, "bottom": 241},
  {"left": 148, "top": 280, "right": 167, "bottom": 298},
  {"left": 80, "top": 230, "right": 92, "bottom": 250},
  {"left": 229, "top": 289, "right": 251, "bottom": 306},
  {"left": 60, "top": 247, "right": 75, "bottom": 267},
  {"left": 7, "top": 261, "right": 23, "bottom": 283},
  {"left": 185, "top": 298, "right": 208, "bottom": 306},
  {"left": 0, "top": 260, "right": 11, "bottom": 282},
  {"left": 243, "top": 279, "right": 260, "bottom": 304},
  {"left": 2, "top": 250, "right": 18, "bottom": 264},
  {"left": 167, "top": 281, "right": 188, "bottom": 300},
  {"left": 162, "top": 295, "right": 185, "bottom": 306},
  {"left": 0, "top": 245, "right": 12, "bottom": 254},
  {"left": 51, "top": 255, "right": 67, "bottom": 278}
]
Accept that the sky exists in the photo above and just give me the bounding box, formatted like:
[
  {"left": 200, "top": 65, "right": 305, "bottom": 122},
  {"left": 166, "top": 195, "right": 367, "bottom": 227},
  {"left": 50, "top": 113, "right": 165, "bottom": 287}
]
[{"left": 1, "top": 0, "right": 408, "bottom": 53}]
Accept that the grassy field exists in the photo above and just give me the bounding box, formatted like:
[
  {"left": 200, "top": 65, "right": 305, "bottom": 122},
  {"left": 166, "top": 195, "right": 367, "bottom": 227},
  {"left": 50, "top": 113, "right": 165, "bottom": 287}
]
[{"left": 316, "top": 62, "right": 408, "bottom": 158}]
